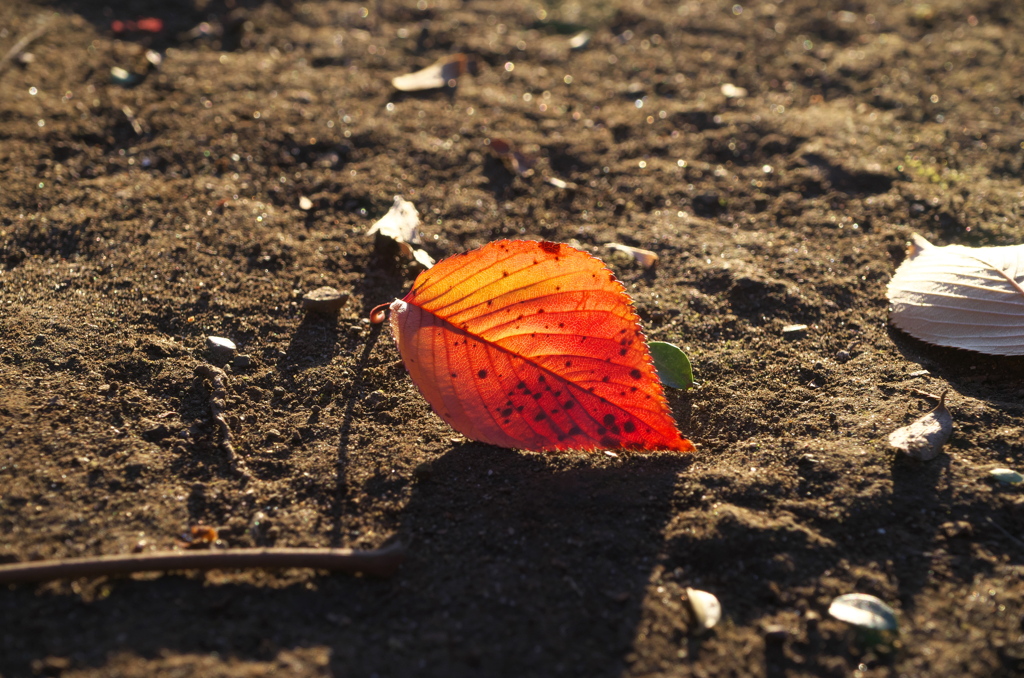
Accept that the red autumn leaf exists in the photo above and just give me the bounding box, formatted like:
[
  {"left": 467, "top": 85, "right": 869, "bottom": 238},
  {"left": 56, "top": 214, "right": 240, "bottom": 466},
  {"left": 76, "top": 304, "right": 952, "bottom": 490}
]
[{"left": 381, "top": 240, "right": 695, "bottom": 453}]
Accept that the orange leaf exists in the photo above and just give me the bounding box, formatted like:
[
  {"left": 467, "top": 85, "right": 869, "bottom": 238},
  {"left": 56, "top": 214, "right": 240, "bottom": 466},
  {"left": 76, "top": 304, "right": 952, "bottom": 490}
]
[{"left": 383, "top": 240, "right": 695, "bottom": 453}]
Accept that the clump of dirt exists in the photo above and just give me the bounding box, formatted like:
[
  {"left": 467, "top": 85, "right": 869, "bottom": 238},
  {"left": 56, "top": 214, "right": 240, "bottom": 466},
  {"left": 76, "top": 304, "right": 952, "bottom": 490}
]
[{"left": 1, "top": 1, "right": 1023, "bottom": 676}]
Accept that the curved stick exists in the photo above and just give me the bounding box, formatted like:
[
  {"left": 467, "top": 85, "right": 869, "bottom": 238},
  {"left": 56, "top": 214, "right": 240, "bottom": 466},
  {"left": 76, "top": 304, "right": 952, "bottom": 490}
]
[{"left": 0, "top": 541, "right": 406, "bottom": 584}]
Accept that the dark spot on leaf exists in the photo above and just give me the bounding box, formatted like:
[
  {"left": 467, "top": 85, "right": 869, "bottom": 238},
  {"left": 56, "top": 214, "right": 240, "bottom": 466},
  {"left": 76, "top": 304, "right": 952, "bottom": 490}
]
[
  {"left": 597, "top": 427, "right": 606, "bottom": 435},
  {"left": 563, "top": 401, "right": 575, "bottom": 409},
  {"left": 602, "top": 375, "right": 610, "bottom": 382},
  {"left": 516, "top": 405, "right": 524, "bottom": 412},
  {"left": 603, "top": 414, "right": 616, "bottom": 427},
  {"left": 451, "top": 373, "right": 457, "bottom": 378},
  {"left": 534, "top": 412, "right": 547, "bottom": 421},
  {"left": 623, "top": 421, "right": 636, "bottom": 433},
  {"left": 565, "top": 361, "right": 572, "bottom": 367},
  {"left": 568, "top": 426, "right": 582, "bottom": 436},
  {"left": 500, "top": 408, "right": 513, "bottom": 417},
  {"left": 540, "top": 241, "right": 560, "bottom": 254},
  {"left": 478, "top": 369, "right": 488, "bottom": 378},
  {"left": 630, "top": 369, "right": 642, "bottom": 379},
  {"left": 538, "top": 375, "right": 546, "bottom": 383},
  {"left": 600, "top": 436, "right": 617, "bottom": 448},
  {"left": 619, "top": 348, "right": 628, "bottom": 356},
  {"left": 532, "top": 393, "right": 542, "bottom": 400}
]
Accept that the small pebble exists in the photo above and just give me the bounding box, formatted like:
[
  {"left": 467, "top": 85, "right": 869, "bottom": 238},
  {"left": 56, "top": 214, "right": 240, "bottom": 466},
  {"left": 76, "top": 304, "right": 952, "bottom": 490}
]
[
  {"left": 302, "top": 286, "right": 349, "bottom": 315},
  {"left": 233, "top": 354, "right": 253, "bottom": 369},
  {"left": 835, "top": 350, "right": 851, "bottom": 363},
  {"left": 782, "top": 324, "right": 808, "bottom": 337},
  {"left": 265, "top": 428, "right": 282, "bottom": 442},
  {"left": 299, "top": 196, "right": 314, "bottom": 210}
]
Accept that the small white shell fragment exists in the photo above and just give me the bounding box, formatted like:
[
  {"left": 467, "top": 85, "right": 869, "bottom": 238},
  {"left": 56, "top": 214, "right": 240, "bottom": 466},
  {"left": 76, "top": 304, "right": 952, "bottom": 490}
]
[
  {"left": 782, "top": 324, "right": 808, "bottom": 336},
  {"left": 685, "top": 588, "right": 721, "bottom": 630},
  {"left": 989, "top": 468, "right": 1023, "bottom": 484},
  {"left": 299, "top": 196, "right": 313, "bottom": 211},
  {"left": 888, "top": 391, "right": 952, "bottom": 461},
  {"left": 828, "top": 593, "right": 898, "bottom": 631},
  {"left": 721, "top": 83, "right": 748, "bottom": 98},
  {"left": 206, "top": 336, "right": 236, "bottom": 352},
  {"left": 604, "top": 243, "right": 659, "bottom": 269},
  {"left": 568, "top": 30, "right": 591, "bottom": 50}
]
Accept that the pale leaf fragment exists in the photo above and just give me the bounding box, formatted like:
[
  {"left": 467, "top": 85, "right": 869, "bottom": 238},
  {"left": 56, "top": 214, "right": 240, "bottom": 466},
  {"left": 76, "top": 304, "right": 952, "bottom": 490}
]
[
  {"left": 888, "top": 390, "right": 952, "bottom": 461},
  {"left": 887, "top": 233, "right": 1024, "bottom": 355},
  {"left": 391, "top": 53, "right": 470, "bottom": 92},
  {"left": 367, "top": 196, "right": 434, "bottom": 268},
  {"left": 604, "top": 243, "right": 659, "bottom": 269}
]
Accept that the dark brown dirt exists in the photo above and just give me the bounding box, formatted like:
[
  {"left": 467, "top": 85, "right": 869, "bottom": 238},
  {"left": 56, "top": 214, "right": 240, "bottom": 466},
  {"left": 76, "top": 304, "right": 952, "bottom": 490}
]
[{"left": 2, "top": 1, "right": 1024, "bottom": 676}]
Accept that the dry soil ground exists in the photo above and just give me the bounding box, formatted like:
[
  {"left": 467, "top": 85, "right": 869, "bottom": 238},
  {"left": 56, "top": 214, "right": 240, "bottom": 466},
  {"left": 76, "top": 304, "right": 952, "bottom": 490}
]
[{"left": 1, "top": 0, "right": 1024, "bottom": 676}]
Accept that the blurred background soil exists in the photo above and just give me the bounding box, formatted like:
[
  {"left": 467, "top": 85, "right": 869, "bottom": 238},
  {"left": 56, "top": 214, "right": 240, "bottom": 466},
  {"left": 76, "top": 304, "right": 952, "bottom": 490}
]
[{"left": 1, "top": 0, "right": 1023, "bottom": 676}]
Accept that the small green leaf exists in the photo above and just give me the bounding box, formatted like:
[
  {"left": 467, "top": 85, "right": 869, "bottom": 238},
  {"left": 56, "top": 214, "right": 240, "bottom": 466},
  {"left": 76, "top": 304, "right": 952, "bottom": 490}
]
[{"left": 648, "top": 341, "right": 694, "bottom": 390}]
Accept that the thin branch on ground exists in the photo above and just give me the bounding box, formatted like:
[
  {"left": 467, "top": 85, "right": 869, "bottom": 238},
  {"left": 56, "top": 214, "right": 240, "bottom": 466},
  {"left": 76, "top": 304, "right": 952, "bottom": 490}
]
[{"left": 0, "top": 540, "right": 406, "bottom": 584}]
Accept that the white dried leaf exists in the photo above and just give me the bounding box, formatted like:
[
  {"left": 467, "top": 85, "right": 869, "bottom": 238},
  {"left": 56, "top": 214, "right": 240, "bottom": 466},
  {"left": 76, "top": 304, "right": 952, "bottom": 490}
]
[
  {"left": 368, "top": 196, "right": 434, "bottom": 269},
  {"left": 604, "top": 243, "right": 659, "bottom": 269},
  {"left": 368, "top": 196, "right": 424, "bottom": 245},
  {"left": 411, "top": 247, "right": 436, "bottom": 269},
  {"left": 887, "top": 233, "right": 1024, "bottom": 355},
  {"left": 391, "top": 54, "right": 468, "bottom": 92},
  {"left": 888, "top": 391, "right": 952, "bottom": 461}
]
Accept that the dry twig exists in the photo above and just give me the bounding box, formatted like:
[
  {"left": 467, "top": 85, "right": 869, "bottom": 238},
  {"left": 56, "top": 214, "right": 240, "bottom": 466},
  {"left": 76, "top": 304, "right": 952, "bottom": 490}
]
[{"left": 0, "top": 541, "right": 406, "bottom": 584}]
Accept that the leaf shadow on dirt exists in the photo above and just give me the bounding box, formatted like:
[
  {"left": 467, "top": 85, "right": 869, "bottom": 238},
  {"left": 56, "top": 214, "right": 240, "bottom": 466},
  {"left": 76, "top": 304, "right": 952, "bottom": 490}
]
[
  {"left": 887, "top": 328, "right": 1024, "bottom": 407},
  {"left": 0, "top": 450, "right": 699, "bottom": 677}
]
